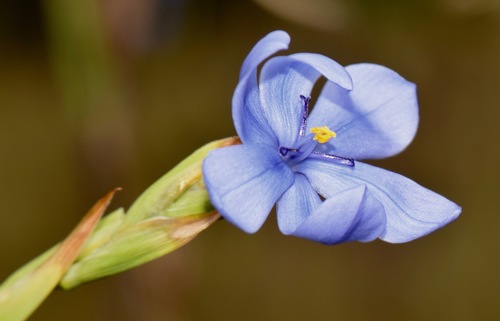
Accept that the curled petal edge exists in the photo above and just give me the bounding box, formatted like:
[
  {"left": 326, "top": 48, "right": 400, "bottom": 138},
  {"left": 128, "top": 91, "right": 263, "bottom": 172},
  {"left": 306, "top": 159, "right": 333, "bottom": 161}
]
[
  {"left": 291, "top": 185, "right": 386, "bottom": 244},
  {"left": 239, "top": 30, "right": 291, "bottom": 80}
]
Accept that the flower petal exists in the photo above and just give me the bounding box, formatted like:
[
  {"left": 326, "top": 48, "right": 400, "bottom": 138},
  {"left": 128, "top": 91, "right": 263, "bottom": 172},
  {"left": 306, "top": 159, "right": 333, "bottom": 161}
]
[
  {"left": 277, "top": 173, "right": 321, "bottom": 235},
  {"left": 297, "top": 159, "right": 461, "bottom": 243},
  {"left": 308, "top": 63, "right": 419, "bottom": 159},
  {"left": 289, "top": 53, "right": 353, "bottom": 90},
  {"left": 203, "top": 144, "right": 294, "bottom": 233},
  {"left": 239, "top": 30, "right": 290, "bottom": 80},
  {"left": 292, "top": 185, "right": 386, "bottom": 244},
  {"left": 233, "top": 74, "right": 278, "bottom": 146},
  {"left": 233, "top": 31, "right": 291, "bottom": 146},
  {"left": 258, "top": 55, "right": 351, "bottom": 147}
]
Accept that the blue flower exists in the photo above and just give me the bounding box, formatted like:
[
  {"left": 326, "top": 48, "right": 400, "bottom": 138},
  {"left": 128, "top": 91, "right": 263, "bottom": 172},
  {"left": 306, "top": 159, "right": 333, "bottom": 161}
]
[{"left": 203, "top": 30, "right": 461, "bottom": 244}]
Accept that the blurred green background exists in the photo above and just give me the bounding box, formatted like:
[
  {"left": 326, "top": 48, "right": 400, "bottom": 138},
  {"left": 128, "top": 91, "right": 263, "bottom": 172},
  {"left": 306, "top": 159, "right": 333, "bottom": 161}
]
[{"left": 0, "top": 0, "right": 498, "bottom": 320}]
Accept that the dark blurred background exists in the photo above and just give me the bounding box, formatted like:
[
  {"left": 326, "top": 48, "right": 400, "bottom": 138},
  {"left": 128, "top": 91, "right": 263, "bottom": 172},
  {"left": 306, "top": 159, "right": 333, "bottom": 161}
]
[{"left": 0, "top": 0, "right": 498, "bottom": 320}]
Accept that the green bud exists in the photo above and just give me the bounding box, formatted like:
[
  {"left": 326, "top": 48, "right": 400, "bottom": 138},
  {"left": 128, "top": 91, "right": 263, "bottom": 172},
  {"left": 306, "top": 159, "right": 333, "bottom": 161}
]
[
  {"left": 124, "top": 137, "right": 239, "bottom": 223},
  {"left": 60, "top": 137, "right": 240, "bottom": 289},
  {"left": 61, "top": 212, "right": 219, "bottom": 289}
]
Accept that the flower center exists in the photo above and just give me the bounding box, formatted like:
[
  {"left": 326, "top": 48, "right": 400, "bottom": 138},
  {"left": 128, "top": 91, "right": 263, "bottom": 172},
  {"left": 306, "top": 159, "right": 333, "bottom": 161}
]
[
  {"left": 278, "top": 95, "right": 355, "bottom": 168},
  {"left": 279, "top": 136, "right": 317, "bottom": 166}
]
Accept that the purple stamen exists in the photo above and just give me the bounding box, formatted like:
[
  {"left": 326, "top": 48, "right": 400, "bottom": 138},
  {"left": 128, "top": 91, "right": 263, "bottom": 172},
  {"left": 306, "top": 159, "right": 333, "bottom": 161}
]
[
  {"left": 279, "top": 146, "right": 300, "bottom": 159},
  {"left": 279, "top": 147, "right": 290, "bottom": 157},
  {"left": 310, "top": 151, "right": 355, "bottom": 167},
  {"left": 299, "top": 95, "right": 310, "bottom": 138}
]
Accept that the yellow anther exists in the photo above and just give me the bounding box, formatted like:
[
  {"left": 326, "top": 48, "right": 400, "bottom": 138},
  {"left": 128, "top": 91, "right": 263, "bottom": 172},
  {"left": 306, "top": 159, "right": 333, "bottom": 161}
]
[{"left": 310, "top": 126, "right": 337, "bottom": 144}]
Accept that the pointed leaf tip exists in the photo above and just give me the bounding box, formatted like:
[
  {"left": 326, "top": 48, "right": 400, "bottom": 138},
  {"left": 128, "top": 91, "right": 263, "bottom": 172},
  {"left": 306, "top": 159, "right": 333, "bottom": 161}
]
[
  {"left": 54, "top": 187, "right": 121, "bottom": 267},
  {"left": 0, "top": 188, "right": 120, "bottom": 321}
]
